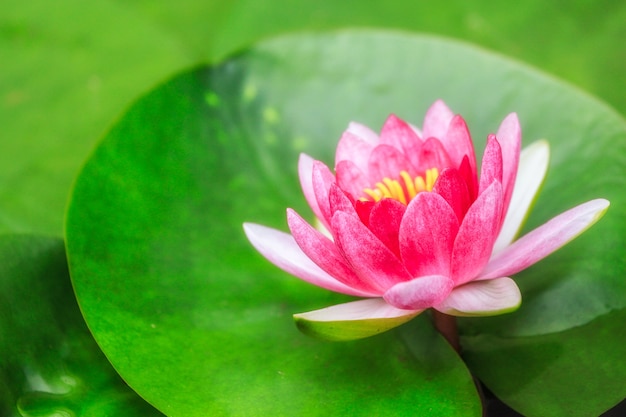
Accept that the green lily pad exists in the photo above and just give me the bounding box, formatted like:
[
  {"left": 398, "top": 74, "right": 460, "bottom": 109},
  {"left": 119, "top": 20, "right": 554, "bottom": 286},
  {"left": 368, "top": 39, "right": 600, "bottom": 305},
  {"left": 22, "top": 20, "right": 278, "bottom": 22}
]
[
  {"left": 0, "top": 235, "right": 161, "bottom": 417},
  {"left": 65, "top": 30, "right": 626, "bottom": 416}
]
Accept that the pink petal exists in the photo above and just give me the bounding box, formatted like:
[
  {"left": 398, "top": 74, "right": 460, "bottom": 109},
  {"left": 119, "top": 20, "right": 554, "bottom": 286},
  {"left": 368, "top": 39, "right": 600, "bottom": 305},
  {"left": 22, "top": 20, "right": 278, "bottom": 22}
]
[
  {"left": 422, "top": 100, "right": 454, "bottom": 140},
  {"left": 287, "top": 209, "right": 378, "bottom": 294},
  {"left": 311, "top": 161, "right": 337, "bottom": 228},
  {"left": 432, "top": 168, "right": 471, "bottom": 223},
  {"left": 298, "top": 154, "right": 323, "bottom": 224},
  {"left": 243, "top": 223, "right": 376, "bottom": 297},
  {"left": 443, "top": 115, "right": 477, "bottom": 175},
  {"left": 367, "top": 144, "right": 415, "bottom": 182},
  {"left": 493, "top": 140, "right": 550, "bottom": 253},
  {"left": 383, "top": 275, "right": 455, "bottom": 310},
  {"left": 458, "top": 155, "right": 478, "bottom": 202},
  {"left": 478, "top": 134, "right": 503, "bottom": 195},
  {"left": 332, "top": 210, "right": 411, "bottom": 292},
  {"left": 328, "top": 184, "right": 357, "bottom": 217},
  {"left": 379, "top": 114, "right": 423, "bottom": 156},
  {"left": 496, "top": 113, "right": 522, "bottom": 211},
  {"left": 451, "top": 182, "right": 503, "bottom": 285},
  {"left": 479, "top": 198, "right": 610, "bottom": 280},
  {"left": 414, "top": 137, "right": 452, "bottom": 173},
  {"left": 434, "top": 277, "right": 521, "bottom": 316},
  {"left": 399, "top": 192, "right": 459, "bottom": 277},
  {"left": 293, "top": 298, "right": 421, "bottom": 341},
  {"left": 335, "top": 131, "right": 374, "bottom": 172},
  {"left": 336, "top": 160, "right": 369, "bottom": 201},
  {"left": 347, "top": 121, "right": 379, "bottom": 144},
  {"left": 368, "top": 198, "right": 406, "bottom": 257}
]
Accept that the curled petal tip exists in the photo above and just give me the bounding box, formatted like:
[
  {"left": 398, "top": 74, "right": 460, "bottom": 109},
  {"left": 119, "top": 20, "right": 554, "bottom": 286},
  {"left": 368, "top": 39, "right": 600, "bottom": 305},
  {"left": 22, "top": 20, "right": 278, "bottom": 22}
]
[{"left": 293, "top": 298, "right": 421, "bottom": 341}]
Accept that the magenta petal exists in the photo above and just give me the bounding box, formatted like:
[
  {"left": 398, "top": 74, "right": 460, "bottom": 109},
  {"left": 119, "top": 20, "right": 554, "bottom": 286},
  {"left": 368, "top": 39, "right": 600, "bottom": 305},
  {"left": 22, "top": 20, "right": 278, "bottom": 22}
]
[
  {"left": 383, "top": 275, "right": 455, "bottom": 310},
  {"left": 399, "top": 192, "right": 459, "bottom": 277},
  {"left": 478, "top": 134, "right": 503, "bottom": 195},
  {"left": 332, "top": 210, "right": 411, "bottom": 292},
  {"left": 328, "top": 184, "right": 356, "bottom": 216},
  {"left": 458, "top": 155, "right": 478, "bottom": 202},
  {"left": 422, "top": 100, "right": 454, "bottom": 140},
  {"left": 451, "top": 182, "right": 503, "bottom": 285},
  {"left": 243, "top": 223, "right": 376, "bottom": 297},
  {"left": 311, "top": 161, "right": 336, "bottom": 228},
  {"left": 368, "top": 144, "right": 414, "bottom": 182},
  {"left": 355, "top": 199, "right": 375, "bottom": 227},
  {"left": 335, "top": 131, "right": 374, "bottom": 172},
  {"left": 414, "top": 137, "right": 452, "bottom": 173},
  {"left": 496, "top": 113, "right": 522, "bottom": 211},
  {"left": 432, "top": 168, "right": 471, "bottom": 223},
  {"left": 379, "top": 114, "right": 423, "bottom": 155},
  {"left": 479, "top": 199, "right": 610, "bottom": 280},
  {"left": 434, "top": 277, "right": 521, "bottom": 316},
  {"left": 336, "top": 160, "right": 369, "bottom": 201},
  {"left": 287, "top": 209, "right": 379, "bottom": 294},
  {"left": 368, "top": 198, "right": 406, "bottom": 257}
]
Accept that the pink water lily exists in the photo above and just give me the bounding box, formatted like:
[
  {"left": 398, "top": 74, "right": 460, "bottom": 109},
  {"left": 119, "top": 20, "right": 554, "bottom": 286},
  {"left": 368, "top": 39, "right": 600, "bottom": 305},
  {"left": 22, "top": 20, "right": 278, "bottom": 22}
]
[{"left": 243, "top": 100, "right": 609, "bottom": 341}]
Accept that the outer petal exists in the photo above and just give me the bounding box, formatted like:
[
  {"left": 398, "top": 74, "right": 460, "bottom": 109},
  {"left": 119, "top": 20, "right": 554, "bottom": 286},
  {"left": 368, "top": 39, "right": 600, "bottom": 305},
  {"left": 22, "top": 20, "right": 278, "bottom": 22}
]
[
  {"left": 333, "top": 210, "right": 411, "bottom": 292},
  {"left": 496, "top": 113, "right": 522, "bottom": 211},
  {"left": 294, "top": 298, "right": 421, "bottom": 341},
  {"left": 479, "top": 198, "right": 610, "bottom": 280},
  {"left": 243, "top": 223, "right": 375, "bottom": 297},
  {"left": 399, "top": 192, "right": 458, "bottom": 277},
  {"left": 311, "top": 161, "right": 336, "bottom": 228},
  {"left": 451, "top": 182, "right": 503, "bottom": 285},
  {"left": 434, "top": 277, "right": 521, "bottom": 316},
  {"left": 493, "top": 140, "right": 550, "bottom": 253},
  {"left": 383, "top": 275, "right": 455, "bottom": 310},
  {"left": 287, "top": 209, "right": 378, "bottom": 294},
  {"left": 422, "top": 99, "right": 454, "bottom": 140},
  {"left": 298, "top": 154, "right": 323, "bottom": 224}
]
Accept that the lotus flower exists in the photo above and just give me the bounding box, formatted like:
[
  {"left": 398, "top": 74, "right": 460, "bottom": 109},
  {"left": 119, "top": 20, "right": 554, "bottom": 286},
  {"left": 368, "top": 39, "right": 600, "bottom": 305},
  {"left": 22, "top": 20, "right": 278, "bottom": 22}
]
[{"left": 243, "top": 100, "right": 609, "bottom": 341}]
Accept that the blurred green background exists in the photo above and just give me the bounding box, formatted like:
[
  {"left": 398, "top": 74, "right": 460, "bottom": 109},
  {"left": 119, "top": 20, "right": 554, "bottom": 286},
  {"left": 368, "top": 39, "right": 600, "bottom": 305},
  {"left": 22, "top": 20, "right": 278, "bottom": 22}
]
[{"left": 2, "top": 0, "right": 625, "bottom": 236}]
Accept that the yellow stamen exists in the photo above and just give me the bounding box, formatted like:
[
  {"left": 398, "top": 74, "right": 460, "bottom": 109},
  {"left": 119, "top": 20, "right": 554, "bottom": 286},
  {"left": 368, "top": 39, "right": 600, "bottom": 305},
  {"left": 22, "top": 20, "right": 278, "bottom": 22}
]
[
  {"left": 400, "top": 170, "right": 417, "bottom": 200},
  {"left": 360, "top": 167, "right": 440, "bottom": 204}
]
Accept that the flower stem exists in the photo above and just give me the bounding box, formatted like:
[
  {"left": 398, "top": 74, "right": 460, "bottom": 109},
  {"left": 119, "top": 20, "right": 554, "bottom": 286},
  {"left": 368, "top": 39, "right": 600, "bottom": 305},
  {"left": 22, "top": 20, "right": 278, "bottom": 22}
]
[{"left": 432, "top": 310, "right": 461, "bottom": 353}]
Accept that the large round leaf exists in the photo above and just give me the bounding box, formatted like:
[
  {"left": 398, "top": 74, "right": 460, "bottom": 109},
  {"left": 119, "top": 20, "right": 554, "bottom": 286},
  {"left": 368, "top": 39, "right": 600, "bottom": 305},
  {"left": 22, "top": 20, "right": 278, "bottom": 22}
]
[
  {"left": 0, "top": 235, "right": 161, "bottom": 416},
  {"left": 65, "top": 30, "right": 626, "bottom": 416}
]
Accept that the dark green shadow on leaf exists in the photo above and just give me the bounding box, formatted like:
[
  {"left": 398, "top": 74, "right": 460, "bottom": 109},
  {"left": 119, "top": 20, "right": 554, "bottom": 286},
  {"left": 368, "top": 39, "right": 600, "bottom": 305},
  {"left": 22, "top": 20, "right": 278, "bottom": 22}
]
[
  {"left": 0, "top": 235, "right": 162, "bottom": 417},
  {"left": 462, "top": 308, "right": 626, "bottom": 417},
  {"left": 65, "top": 30, "right": 626, "bottom": 416}
]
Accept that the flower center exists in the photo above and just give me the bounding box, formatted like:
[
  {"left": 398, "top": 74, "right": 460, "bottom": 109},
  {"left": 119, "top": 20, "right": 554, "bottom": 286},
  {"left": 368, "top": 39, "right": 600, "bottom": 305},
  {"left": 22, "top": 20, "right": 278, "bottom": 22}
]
[{"left": 361, "top": 168, "right": 439, "bottom": 204}]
